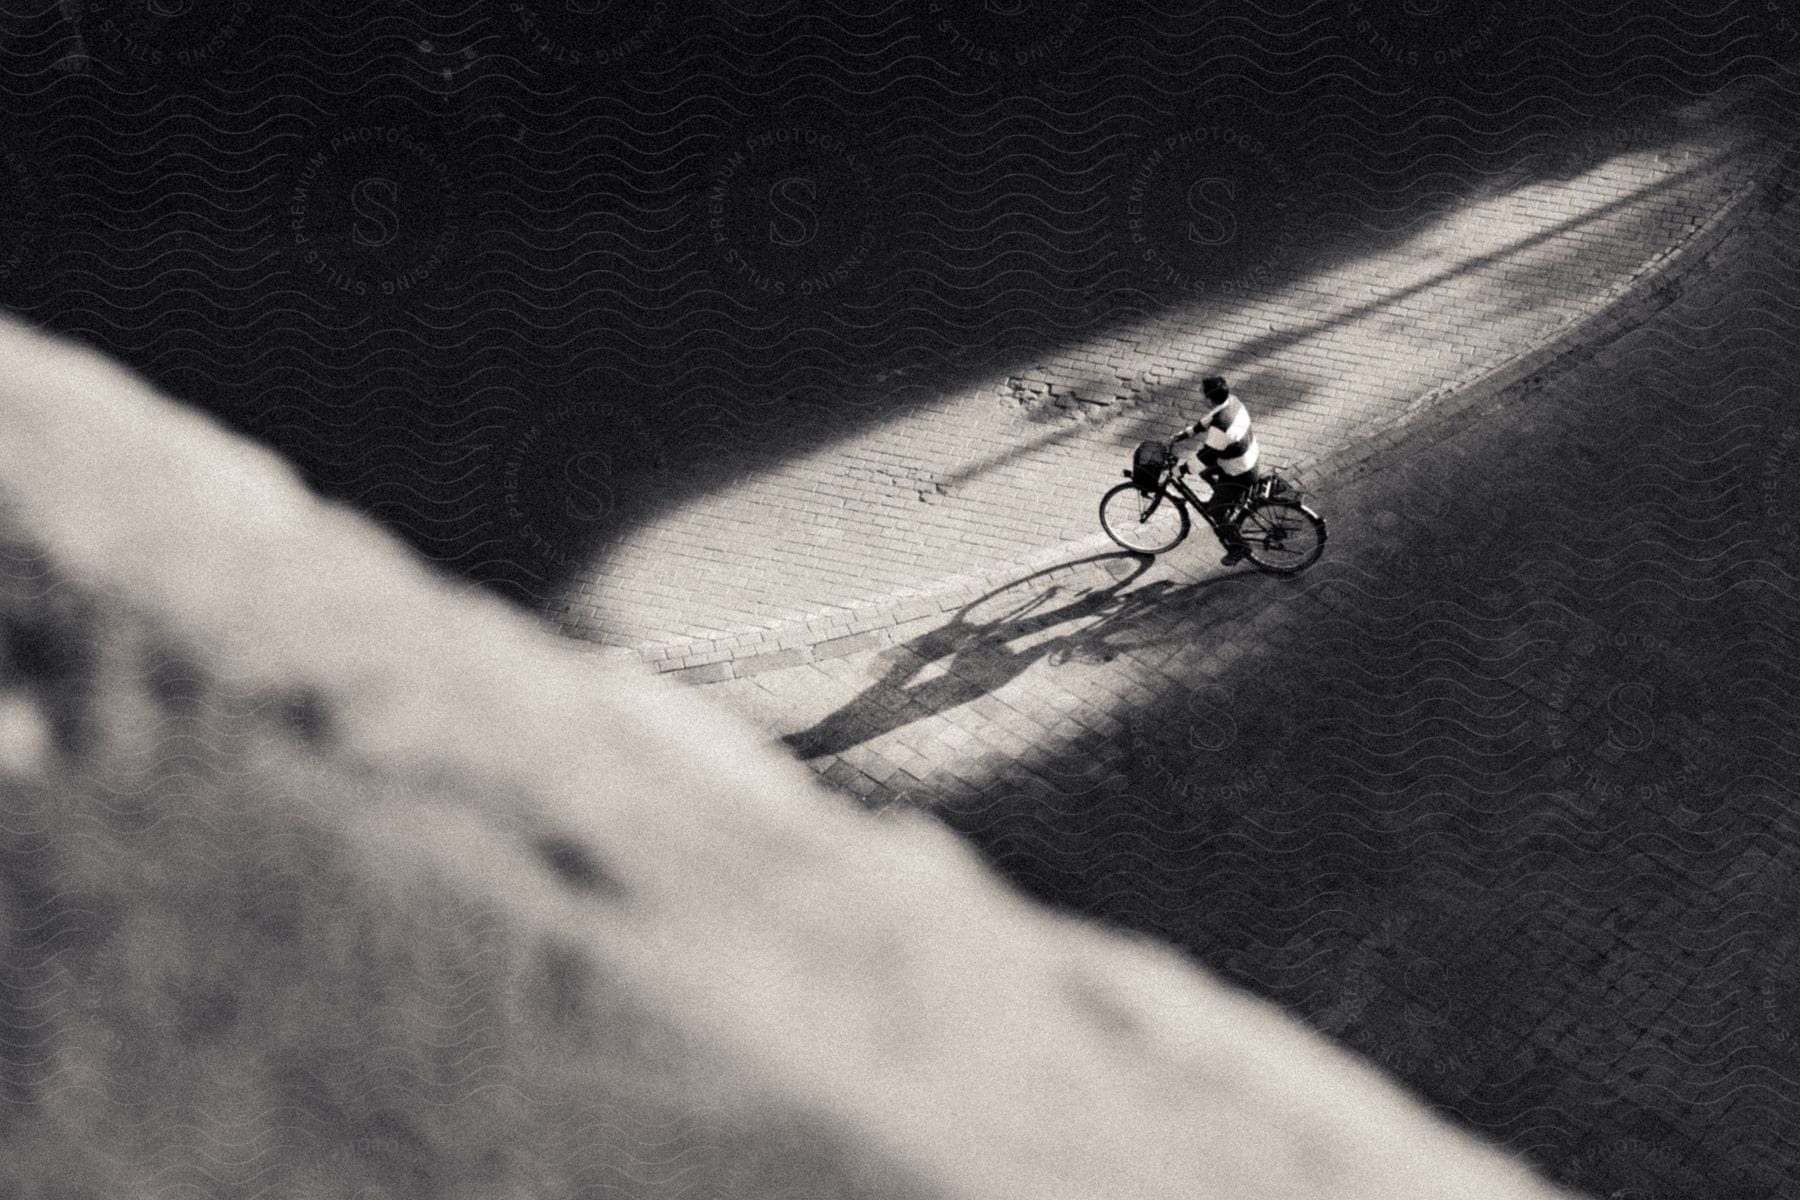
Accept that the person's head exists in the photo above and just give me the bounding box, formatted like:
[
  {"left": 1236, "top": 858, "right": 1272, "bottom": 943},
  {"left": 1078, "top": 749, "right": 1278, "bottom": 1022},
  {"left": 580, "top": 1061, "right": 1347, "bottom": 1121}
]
[{"left": 1201, "top": 375, "right": 1229, "bottom": 403}]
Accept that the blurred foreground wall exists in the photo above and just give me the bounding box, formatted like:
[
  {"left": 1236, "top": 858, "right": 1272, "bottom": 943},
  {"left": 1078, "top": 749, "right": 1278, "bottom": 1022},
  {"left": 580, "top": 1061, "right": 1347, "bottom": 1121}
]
[{"left": 0, "top": 313, "right": 1578, "bottom": 1198}]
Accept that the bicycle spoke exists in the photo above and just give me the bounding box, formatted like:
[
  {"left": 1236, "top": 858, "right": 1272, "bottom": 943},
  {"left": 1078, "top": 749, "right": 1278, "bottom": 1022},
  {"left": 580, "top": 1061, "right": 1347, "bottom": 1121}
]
[
  {"left": 1240, "top": 499, "right": 1326, "bottom": 574},
  {"left": 1100, "top": 482, "right": 1188, "bottom": 555}
]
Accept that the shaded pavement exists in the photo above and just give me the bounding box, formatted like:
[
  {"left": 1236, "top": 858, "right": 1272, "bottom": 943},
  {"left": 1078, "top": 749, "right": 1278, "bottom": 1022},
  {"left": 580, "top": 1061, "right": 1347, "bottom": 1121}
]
[
  {"left": 599, "top": 84, "right": 1784, "bottom": 667},
  {"left": 710, "top": 137, "right": 1800, "bottom": 1197},
  {"left": 1, "top": 3, "right": 1792, "bottom": 655}
]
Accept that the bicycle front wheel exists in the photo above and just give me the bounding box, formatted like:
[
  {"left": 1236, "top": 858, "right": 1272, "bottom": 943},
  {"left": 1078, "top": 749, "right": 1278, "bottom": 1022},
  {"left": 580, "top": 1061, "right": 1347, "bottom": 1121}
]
[
  {"left": 1240, "top": 499, "right": 1327, "bottom": 575},
  {"left": 1100, "top": 482, "right": 1189, "bottom": 555}
]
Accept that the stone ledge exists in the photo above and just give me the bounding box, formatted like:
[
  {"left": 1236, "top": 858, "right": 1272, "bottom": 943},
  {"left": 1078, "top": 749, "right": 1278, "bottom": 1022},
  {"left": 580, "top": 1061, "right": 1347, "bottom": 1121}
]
[{"left": 0, "top": 315, "right": 1578, "bottom": 1197}]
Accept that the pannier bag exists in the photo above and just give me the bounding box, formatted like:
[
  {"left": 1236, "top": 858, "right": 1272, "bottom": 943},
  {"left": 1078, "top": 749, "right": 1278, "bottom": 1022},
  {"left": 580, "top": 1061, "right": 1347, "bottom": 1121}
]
[{"left": 1131, "top": 440, "right": 1169, "bottom": 494}]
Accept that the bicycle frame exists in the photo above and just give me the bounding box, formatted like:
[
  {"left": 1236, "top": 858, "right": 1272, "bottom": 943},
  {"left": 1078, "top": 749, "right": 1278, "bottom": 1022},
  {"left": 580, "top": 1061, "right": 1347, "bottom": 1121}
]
[
  {"left": 1107, "top": 447, "right": 1324, "bottom": 572},
  {"left": 1140, "top": 465, "right": 1252, "bottom": 535}
]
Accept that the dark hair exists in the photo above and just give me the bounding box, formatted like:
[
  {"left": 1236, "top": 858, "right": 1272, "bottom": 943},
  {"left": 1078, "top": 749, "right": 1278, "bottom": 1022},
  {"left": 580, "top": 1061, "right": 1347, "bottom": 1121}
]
[{"left": 1201, "top": 376, "right": 1229, "bottom": 401}]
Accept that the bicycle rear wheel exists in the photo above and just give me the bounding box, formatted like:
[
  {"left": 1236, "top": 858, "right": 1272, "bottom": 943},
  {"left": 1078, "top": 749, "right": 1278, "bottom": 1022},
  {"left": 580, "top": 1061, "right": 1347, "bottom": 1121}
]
[
  {"left": 1100, "top": 482, "right": 1189, "bottom": 555},
  {"left": 1240, "top": 499, "right": 1326, "bottom": 575}
]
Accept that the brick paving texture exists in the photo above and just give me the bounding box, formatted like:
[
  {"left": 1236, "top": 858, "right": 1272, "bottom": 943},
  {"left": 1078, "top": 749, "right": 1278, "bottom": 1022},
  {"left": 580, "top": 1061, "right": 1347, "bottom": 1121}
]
[
  {"left": 4, "top": 4, "right": 1800, "bottom": 1197},
  {"left": 573, "top": 98, "right": 1778, "bottom": 660},
  {"left": 5, "top": 4, "right": 1792, "bottom": 645},
  {"left": 713, "top": 115, "right": 1800, "bottom": 1197}
]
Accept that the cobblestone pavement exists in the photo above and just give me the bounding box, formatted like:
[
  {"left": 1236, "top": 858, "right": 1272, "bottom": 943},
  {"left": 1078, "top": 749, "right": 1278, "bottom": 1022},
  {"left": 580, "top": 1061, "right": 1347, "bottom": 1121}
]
[
  {"left": 704, "top": 134, "right": 1800, "bottom": 1195},
  {"left": 3, "top": 2, "right": 1793, "bottom": 647},
  {"left": 574, "top": 93, "right": 1781, "bottom": 659},
  {"left": 547, "top": 21, "right": 1800, "bottom": 660},
  {"left": 606, "top": 95, "right": 1785, "bottom": 674}
]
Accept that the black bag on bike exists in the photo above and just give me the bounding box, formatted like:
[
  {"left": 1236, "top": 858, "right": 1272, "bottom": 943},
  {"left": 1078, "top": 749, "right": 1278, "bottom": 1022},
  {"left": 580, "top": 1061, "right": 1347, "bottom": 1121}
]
[{"left": 1131, "top": 441, "right": 1169, "bottom": 495}]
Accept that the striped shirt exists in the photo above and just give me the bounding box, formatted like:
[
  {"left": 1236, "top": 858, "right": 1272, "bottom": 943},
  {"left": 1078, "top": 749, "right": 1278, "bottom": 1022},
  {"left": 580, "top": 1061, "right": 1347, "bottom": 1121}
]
[{"left": 1178, "top": 392, "right": 1260, "bottom": 478}]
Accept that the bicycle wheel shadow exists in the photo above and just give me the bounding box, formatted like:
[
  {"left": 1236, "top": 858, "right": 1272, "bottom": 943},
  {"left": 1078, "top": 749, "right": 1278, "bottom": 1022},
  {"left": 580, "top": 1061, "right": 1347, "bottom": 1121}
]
[{"left": 782, "top": 551, "right": 1249, "bottom": 760}]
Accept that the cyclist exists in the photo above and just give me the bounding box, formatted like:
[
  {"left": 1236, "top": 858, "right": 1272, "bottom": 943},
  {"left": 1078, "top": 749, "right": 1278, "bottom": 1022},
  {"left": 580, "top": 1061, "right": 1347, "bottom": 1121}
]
[{"left": 1170, "top": 375, "right": 1260, "bottom": 565}]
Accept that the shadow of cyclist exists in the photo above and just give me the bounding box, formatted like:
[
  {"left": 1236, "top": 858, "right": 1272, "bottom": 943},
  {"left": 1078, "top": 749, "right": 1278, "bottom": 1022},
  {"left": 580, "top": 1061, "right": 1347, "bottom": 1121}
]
[{"left": 783, "top": 552, "right": 1246, "bottom": 760}]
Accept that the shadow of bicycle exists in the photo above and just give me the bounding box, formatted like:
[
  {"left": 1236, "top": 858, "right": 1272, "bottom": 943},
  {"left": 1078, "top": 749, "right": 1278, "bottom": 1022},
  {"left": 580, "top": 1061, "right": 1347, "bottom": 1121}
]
[{"left": 783, "top": 551, "right": 1253, "bottom": 760}]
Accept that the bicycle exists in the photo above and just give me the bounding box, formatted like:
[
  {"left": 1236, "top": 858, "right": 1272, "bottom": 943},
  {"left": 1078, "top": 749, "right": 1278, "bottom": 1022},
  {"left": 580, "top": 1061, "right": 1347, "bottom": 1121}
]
[{"left": 1099, "top": 441, "right": 1328, "bottom": 574}]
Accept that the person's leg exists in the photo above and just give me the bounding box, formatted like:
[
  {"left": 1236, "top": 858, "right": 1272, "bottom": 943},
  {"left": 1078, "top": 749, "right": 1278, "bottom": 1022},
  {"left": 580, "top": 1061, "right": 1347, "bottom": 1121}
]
[
  {"left": 1200, "top": 475, "right": 1252, "bottom": 562},
  {"left": 1209, "top": 476, "right": 1258, "bottom": 527},
  {"left": 1223, "top": 475, "right": 1258, "bottom": 523}
]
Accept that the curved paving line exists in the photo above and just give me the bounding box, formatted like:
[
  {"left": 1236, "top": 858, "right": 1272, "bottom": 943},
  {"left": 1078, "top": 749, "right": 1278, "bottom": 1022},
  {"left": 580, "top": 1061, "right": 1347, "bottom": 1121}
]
[{"left": 613, "top": 109, "right": 1798, "bottom": 686}]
